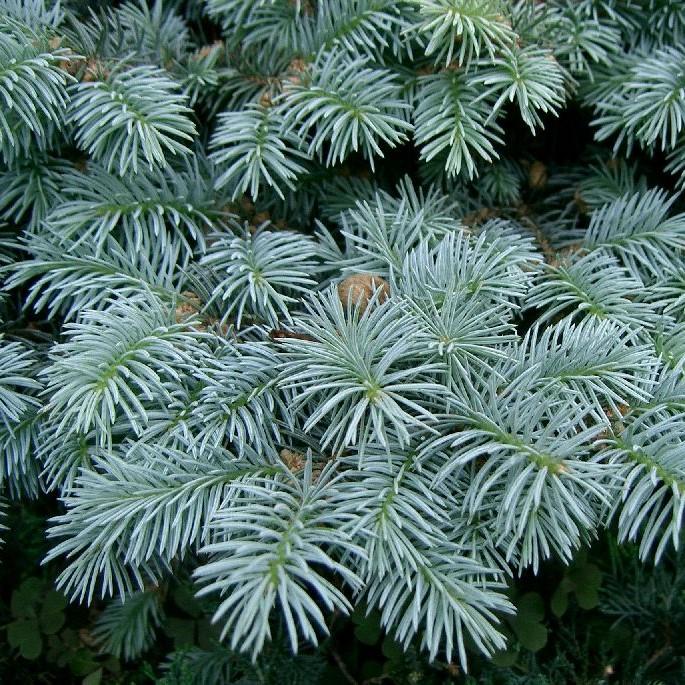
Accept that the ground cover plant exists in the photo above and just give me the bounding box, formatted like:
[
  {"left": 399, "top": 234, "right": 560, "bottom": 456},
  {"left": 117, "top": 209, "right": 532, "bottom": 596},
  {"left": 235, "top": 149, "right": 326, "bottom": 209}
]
[{"left": 2, "top": 0, "right": 685, "bottom": 683}]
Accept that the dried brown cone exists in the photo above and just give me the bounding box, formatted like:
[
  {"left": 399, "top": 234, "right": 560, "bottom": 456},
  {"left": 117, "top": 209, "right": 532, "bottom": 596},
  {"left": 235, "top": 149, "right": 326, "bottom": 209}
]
[{"left": 337, "top": 274, "right": 390, "bottom": 314}]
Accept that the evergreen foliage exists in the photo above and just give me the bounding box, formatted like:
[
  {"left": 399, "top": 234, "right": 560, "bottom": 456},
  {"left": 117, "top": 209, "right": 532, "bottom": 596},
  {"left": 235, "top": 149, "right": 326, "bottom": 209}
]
[{"left": 2, "top": 0, "right": 685, "bottom": 682}]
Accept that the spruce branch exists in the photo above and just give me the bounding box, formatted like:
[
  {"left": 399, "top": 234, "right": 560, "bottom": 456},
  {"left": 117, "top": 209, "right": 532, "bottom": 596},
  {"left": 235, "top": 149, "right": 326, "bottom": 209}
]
[
  {"left": 210, "top": 104, "right": 309, "bottom": 200},
  {"left": 195, "top": 460, "right": 365, "bottom": 656},
  {"left": 68, "top": 65, "right": 196, "bottom": 176},
  {"left": 279, "top": 50, "right": 412, "bottom": 170},
  {"left": 45, "top": 442, "right": 276, "bottom": 603},
  {"left": 413, "top": 69, "right": 503, "bottom": 178}
]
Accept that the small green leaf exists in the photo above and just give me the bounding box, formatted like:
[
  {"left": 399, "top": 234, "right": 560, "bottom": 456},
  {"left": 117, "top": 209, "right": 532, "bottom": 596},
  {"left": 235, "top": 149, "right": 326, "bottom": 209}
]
[
  {"left": 516, "top": 592, "right": 545, "bottom": 623},
  {"left": 491, "top": 648, "right": 518, "bottom": 667},
  {"left": 511, "top": 592, "right": 547, "bottom": 652},
  {"left": 515, "top": 620, "right": 547, "bottom": 652},
  {"left": 381, "top": 635, "right": 403, "bottom": 662},
  {"left": 8, "top": 619, "right": 43, "bottom": 659},
  {"left": 569, "top": 562, "right": 602, "bottom": 609},
  {"left": 82, "top": 668, "right": 103, "bottom": 685},
  {"left": 40, "top": 606, "right": 66, "bottom": 635},
  {"left": 7, "top": 618, "right": 37, "bottom": 648},
  {"left": 559, "top": 576, "right": 574, "bottom": 592},
  {"left": 69, "top": 649, "right": 101, "bottom": 677},
  {"left": 11, "top": 578, "right": 43, "bottom": 618},
  {"left": 570, "top": 562, "right": 602, "bottom": 590},
  {"left": 575, "top": 585, "right": 600, "bottom": 610},
  {"left": 42, "top": 590, "right": 68, "bottom": 614},
  {"left": 550, "top": 586, "right": 569, "bottom": 617}
]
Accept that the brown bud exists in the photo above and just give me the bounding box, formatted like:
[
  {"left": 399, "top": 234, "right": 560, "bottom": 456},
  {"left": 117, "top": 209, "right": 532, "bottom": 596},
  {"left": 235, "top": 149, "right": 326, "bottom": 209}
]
[
  {"left": 573, "top": 188, "right": 590, "bottom": 214},
  {"left": 195, "top": 40, "right": 223, "bottom": 60},
  {"left": 240, "top": 196, "right": 255, "bottom": 213},
  {"left": 81, "top": 58, "right": 108, "bottom": 82},
  {"left": 528, "top": 161, "right": 548, "bottom": 190},
  {"left": 269, "top": 329, "right": 316, "bottom": 343},
  {"left": 462, "top": 207, "right": 498, "bottom": 227},
  {"left": 289, "top": 58, "right": 307, "bottom": 73},
  {"left": 284, "top": 58, "right": 308, "bottom": 86},
  {"left": 48, "top": 41, "right": 83, "bottom": 76},
  {"left": 280, "top": 448, "right": 304, "bottom": 471},
  {"left": 253, "top": 211, "right": 270, "bottom": 226},
  {"left": 175, "top": 291, "right": 202, "bottom": 323},
  {"left": 337, "top": 274, "right": 390, "bottom": 313}
]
